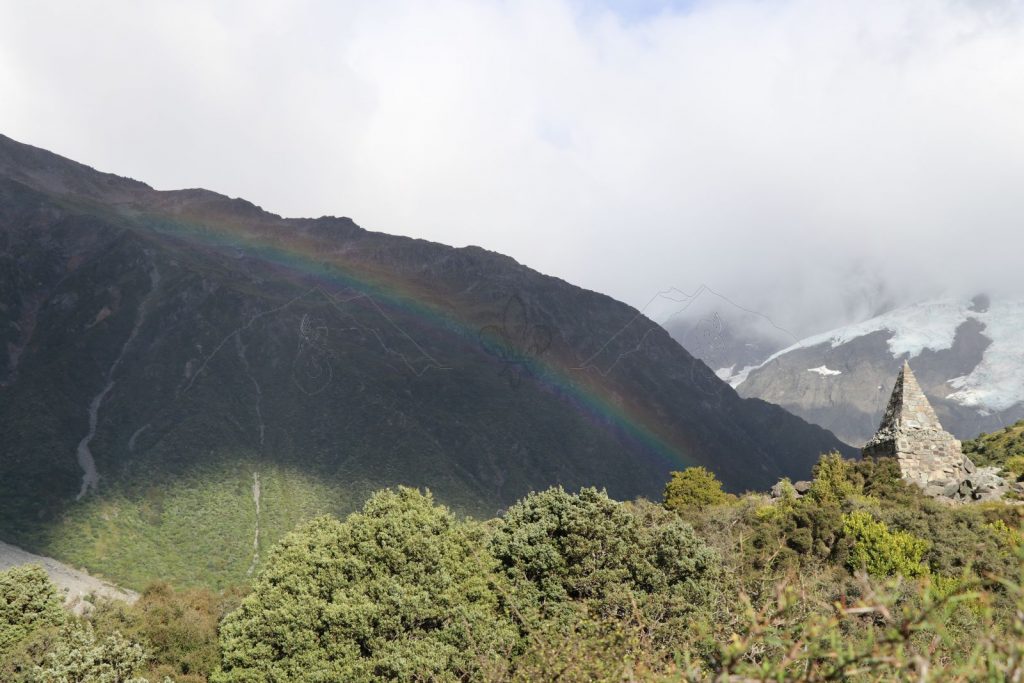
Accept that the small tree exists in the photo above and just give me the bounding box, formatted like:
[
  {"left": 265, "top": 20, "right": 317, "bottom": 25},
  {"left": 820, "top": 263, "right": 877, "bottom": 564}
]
[
  {"left": 663, "top": 466, "right": 729, "bottom": 513},
  {"left": 0, "top": 564, "right": 65, "bottom": 659},
  {"left": 491, "top": 487, "right": 720, "bottom": 678},
  {"left": 214, "top": 487, "right": 517, "bottom": 682},
  {"left": 34, "top": 622, "right": 149, "bottom": 683},
  {"left": 809, "top": 452, "right": 856, "bottom": 505},
  {"left": 843, "top": 510, "right": 929, "bottom": 578}
]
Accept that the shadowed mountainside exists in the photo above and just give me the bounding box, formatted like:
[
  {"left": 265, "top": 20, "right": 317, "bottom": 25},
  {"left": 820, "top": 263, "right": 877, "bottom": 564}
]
[{"left": 0, "top": 133, "right": 853, "bottom": 586}]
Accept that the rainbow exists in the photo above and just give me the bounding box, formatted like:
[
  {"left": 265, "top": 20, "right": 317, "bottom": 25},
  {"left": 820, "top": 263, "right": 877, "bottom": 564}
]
[{"left": 114, "top": 200, "right": 700, "bottom": 475}]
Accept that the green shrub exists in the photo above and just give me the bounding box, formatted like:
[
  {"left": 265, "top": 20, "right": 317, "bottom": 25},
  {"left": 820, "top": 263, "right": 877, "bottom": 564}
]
[
  {"left": 808, "top": 452, "right": 857, "bottom": 505},
  {"left": 1004, "top": 455, "right": 1024, "bottom": 479},
  {"left": 853, "top": 456, "right": 914, "bottom": 502},
  {"left": 0, "top": 565, "right": 65, "bottom": 659},
  {"left": 32, "top": 622, "right": 150, "bottom": 683},
  {"left": 663, "top": 467, "right": 730, "bottom": 513},
  {"left": 962, "top": 419, "right": 1024, "bottom": 468},
  {"left": 843, "top": 510, "right": 929, "bottom": 577},
  {"left": 493, "top": 487, "right": 719, "bottom": 607},
  {"left": 986, "top": 519, "right": 1024, "bottom": 550},
  {"left": 92, "top": 582, "right": 243, "bottom": 682},
  {"left": 491, "top": 486, "right": 720, "bottom": 668},
  {"left": 213, "top": 487, "right": 517, "bottom": 682}
]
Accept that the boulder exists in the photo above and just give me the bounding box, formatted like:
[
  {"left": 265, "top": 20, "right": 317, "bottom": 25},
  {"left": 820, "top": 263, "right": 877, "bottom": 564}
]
[{"left": 941, "top": 481, "right": 961, "bottom": 498}]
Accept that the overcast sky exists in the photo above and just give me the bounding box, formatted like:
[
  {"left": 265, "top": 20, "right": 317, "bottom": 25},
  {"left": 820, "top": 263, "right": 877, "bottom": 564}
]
[{"left": 2, "top": 0, "right": 1023, "bottom": 337}]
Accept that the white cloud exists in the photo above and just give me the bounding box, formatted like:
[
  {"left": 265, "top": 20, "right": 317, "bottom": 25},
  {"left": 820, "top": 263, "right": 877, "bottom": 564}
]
[{"left": 1, "top": 0, "right": 1022, "bottom": 335}]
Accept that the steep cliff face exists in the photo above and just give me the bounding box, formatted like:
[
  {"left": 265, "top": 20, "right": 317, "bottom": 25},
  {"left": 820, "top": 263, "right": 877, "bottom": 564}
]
[
  {"left": 0, "top": 133, "right": 852, "bottom": 584},
  {"left": 733, "top": 299, "right": 1024, "bottom": 446}
]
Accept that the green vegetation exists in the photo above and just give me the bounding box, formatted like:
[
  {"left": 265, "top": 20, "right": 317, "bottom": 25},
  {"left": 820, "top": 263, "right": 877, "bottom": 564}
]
[
  {"left": 1005, "top": 455, "right": 1024, "bottom": 479},
  {"left": 843, "top": 509, "right": 929, "bottom": 577},
  {"left": 31, "top": 623, "right": 149, "bottom": 683},
  {"left": 662, "top": 466, "right": 731, "bottom": 512},
  {"left": 42, "top": 459, "right": 350, "bottom": 590},
  {"left": 963, "top": 419, "right": 1024, "bottom": 468},
  {"left": 0, "top": 565, "right": 65, "bottom": 660},
  {"left": 214, "top": 488, "right": 516, "bottom": 682},
  {"left": 7, "top": 454, "right": 1024, "bottom": 681},
  {"left": 90, "top": 583, "right": 244, "bottom": 683},
  {"left": 1, "top": 570, "right": 239, "bottom": 683}
]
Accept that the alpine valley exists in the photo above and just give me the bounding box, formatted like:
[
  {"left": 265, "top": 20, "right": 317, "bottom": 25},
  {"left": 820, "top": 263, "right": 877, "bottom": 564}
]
[{"left": 0, "top": 134, "right": 852, "bottom": 588}]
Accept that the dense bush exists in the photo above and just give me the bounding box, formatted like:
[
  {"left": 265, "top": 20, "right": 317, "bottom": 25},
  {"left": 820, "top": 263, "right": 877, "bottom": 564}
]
[
  {"left": 0, "top": 568, "right": 156, "bottom": 683},
  {"left": 662, "top": 466, "right": 730, "bottom": 513},
  {"left": 490, "top": 487, "right": 721, "bottom": 678},
  {"left": 1006, "top": 455, "right": 1024, "bottom": 479},
  {"left": 842, "top": 509, "right": 930, "bottom": 577},
  {"left": 212, "top": 487, "right": 517, "bottom": 682},
  {"left": 0, "top": 564, "right": 65, "bottom": 659},
  {"left": 91, "top": 582, "right": 243, "bottom": 682},
  {"left": 492, "top": 487, "right": 719, "bottom": 608},
  {"left": 962, "top": 419, "right": 1024, "bottom": 468},
  {"left": 808, "top": 451, "right": 857, "bottom": 505},
  {"left": 31, "top": 622, "right": 150, "bottom": 683}
]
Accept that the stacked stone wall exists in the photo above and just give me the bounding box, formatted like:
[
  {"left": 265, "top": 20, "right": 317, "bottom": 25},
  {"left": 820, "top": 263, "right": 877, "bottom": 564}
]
[
  {"left": 892, "top": 431, "right": 964, "bottom": 488},
  {"left": 863, "top": 361, "right": 964, "bottom": 489}
]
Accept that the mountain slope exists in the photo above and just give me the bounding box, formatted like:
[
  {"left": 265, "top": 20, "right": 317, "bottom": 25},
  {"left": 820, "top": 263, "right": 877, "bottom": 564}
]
[
  {"left": 0, "top": 134, "right": 852, "bottom": 586},
  {"left": 962, "top": 419, "right": 1024, "bottom": 468},
  {"left": 733, "top": 298, "right": 1024, "bottom": 446}
]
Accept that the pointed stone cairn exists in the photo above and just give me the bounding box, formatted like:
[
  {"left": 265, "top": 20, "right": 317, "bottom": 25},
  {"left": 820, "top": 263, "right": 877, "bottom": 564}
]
[{"left": 863, "top": 361, "right": 969, "bottom": 497}]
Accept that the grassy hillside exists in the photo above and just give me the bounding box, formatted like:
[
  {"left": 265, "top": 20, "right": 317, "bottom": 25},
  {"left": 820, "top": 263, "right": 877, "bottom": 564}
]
[
  {"left": 963, "top": 419, "right": 1024, "bottom": 467},
  {"left": 36, "top": 458, "right": 351, "bottom": 590}
]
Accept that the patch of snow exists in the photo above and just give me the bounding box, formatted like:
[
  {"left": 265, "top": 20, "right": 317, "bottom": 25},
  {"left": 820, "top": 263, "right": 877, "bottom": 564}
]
[
  {"left": 714, "top": 366, "right": 735, "bottom": 381},
  {"left": 808, "top": 365, "right": 842, "bottom": 376},
  {"left": 720, "top": 364, "right": 758, "bottom": 388},
  {"left": 729, "top": 366, "right": 761, "bottom": 387},
  {"left": 946, "top": 300, "right": 1024, "bottom": 412},
  {"left": 757, "top": 299, "right": 969, "bottom": 370}
]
